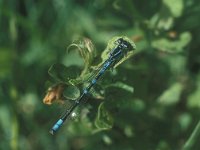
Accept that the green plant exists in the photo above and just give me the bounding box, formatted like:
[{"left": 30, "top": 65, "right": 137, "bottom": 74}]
[
  {"left": 1, "top": 0, "right": 200, "bottom": 149},
  {"left": 44, "top": 36, "right": 136, "bottom": 132}
]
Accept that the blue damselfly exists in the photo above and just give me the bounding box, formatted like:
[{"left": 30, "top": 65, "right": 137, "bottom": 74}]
[{"left": 49, "top": 37, "right": 136, "bottom": 135}]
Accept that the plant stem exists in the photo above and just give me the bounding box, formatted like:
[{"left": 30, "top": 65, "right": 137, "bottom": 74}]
[{"left": 182, "top": 120, "right": 200, "bottom": 150}]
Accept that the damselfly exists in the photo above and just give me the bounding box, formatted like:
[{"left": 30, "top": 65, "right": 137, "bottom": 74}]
[{"left": 49, "top": 37, "right": 136, "bottom": 135}]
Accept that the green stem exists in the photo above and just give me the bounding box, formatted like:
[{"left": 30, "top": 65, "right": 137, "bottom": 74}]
[{"left": 183, "top": 120, "right": 200, "bottom": 150}]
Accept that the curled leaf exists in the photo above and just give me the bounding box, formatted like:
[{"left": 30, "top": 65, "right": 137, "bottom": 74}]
[
  {"left": 95, "top": 102, "right": 114, "bottom": 130},
  {"left": 67, "top": 37, "right": 96, "bottom": 76},
  {"left": 105, "top": 82, "right": 134, "bottom": 93}
]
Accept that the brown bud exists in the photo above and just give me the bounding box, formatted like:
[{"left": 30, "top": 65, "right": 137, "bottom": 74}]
[{"left": 43, "top": 84, "right": 65, "bottom": 105}]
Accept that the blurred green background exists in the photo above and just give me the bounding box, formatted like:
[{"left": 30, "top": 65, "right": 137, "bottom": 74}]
[{"left": 0, "top": 0, "right": 200, "bottom": 150}]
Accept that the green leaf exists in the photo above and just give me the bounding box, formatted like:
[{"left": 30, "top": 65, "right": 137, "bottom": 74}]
[
  {"left": 48, "top": 63, "right": 81, "bottom": 84},
  {"left": 0, "top": 48, "right": 13, "bottom": 78},
  {"left": 67, "top": 37, "right": 96, "bottom": 76},
  {"left": 105, "top": 82, "right": 134, "bottom": 93},
  {"left": 157, "top": 16, "right": 174, "bottom": 31},
  {"left": 163, "top": 0, "right": 184, "bottom": 17},
  {"left": 157, "top": 82, "right": 183, "bottom": 106},
  {"left": 178, "top": 113, "right": 192, "bottom": 131},
  {"left": 63, "top": 85, "right": 80, "bottom": 100},
  {"left": 152, "top": 32, "right": 192, "bottom": 53},
  {"left": 130, "top": 99, "right": 146, "bottom": 112},
  {"left": 68, "top": 72, "right": 92, "bottom": 85},
  {"left": 183, "top": 120, "right": 200, "bottom": 150},
  {"left": 182, "top": 120, "right": 200, "bottom": 150},
  {"left": 95, "top": 102, "right": 113, "bottom": 130},
  {"left": 156, "top": 141, "right": 171, "bottom": 150},
  {"left": 102, "top": 134, "right": 112, "bottom": 145},
  {"left": 0, "top": 105, "right": 19, "bottom": 150},
  {"left": 105, "top": 86, "right": 132, "bottom": 101},
  {"left": 150, "top": 13, "right": 171, "bottom": 30},
  {"left": 89, "top": 84, "right": 104, "bottom": 100},
  {"left": 103, "top": 86, "right": 133, "bottom": 111},
  {"left": 0, "top": 105, "right": 11, "bottom": 135},
  {"left": 187, "top": 74, "right": 200, "bottom": 108},
  {"left": 124, "top": 125, "right": 134, "bottom": 137},
  {"left": 164, "top": 55, "right": 187, "bottom": 76}
]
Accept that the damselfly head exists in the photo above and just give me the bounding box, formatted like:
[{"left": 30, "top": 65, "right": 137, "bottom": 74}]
[
  {"left": 105, "top": 36, "right": 136, "bottom": 68},
  {"left": 115, "top": 38, "right": 134, "bottom": 51},
  {"left": 110, "top": 38, "right": 134, "bottom": 59}
]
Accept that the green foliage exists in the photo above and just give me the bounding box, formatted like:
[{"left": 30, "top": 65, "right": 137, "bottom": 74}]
[
  {"left": 152, "top": 32, "right": 192, "bottom": 53},
  {"left": 187, "top": 75, "right": 200, "bottom": 108},
  {"left": 163, "top": 0, "right": 184, "bottom": 17},
  {"left": 48, "top": 63, "right": 81, "bottom": 84},
  {"left": 1, "top": 0, "right": 200, "bottom": 150},
  {"left": 67, "top": 37, "right": 96, "bottom": 75},
  {"left": 0, "top": 48, "right": 13, "bottom": 78},
  {"left": 158, "top": 82, "right": 183, "bottom": 106},
  {"left": 63, "top": 85, "right": 80, "bottom": 100},
  {"left": 95, "top": 102, "right": 114, "bottom": 130}
]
